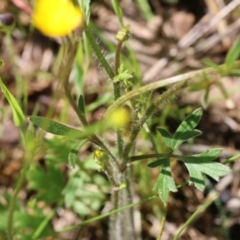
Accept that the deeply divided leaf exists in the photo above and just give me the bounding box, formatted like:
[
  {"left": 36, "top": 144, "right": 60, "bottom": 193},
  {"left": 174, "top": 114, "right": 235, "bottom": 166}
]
[
  {"left": 27, "top": 162, "right": 65, "bottom": 203},
  {"left": 179, "top": 149, "right": 231, "bottom": 191},
  {"left": 173, "top": 108, "right": 203, "bottom": 150},
  {"left": 153, "top": 158, "right": 177, "bottom": 203},
  {"left": 30, "top": 116, "right": 84, "bottom": 138}
]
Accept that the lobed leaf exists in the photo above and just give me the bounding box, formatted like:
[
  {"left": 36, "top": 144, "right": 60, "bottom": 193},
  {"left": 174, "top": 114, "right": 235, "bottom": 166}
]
[
  {"left": 153, "top": 158, "right": 177, "bottom": 203},
  {"left": 179, "top": 149, "right": 231, "bottom": 191},
  {"left": 172, "top": 108, "right": 202, "bottom": 150},
  {"left": 27, "top": 162, "right": 65, "bottom": 203}
]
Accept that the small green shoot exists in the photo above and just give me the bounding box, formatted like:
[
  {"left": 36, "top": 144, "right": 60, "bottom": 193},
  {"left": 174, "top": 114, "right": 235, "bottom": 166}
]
[{"left": 113, "top": 64, "right": 133, "bottom": 85}]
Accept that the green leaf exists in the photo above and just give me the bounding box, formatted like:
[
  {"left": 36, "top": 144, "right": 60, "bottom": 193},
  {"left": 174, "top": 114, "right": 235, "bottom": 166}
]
[
  {"left": 63, "top": 170, "right": 106, "bottom": 216},
  {"left": 111, "top": 0, "right": 123, "bottom": 26},
  {"left": 68, "top": 140, "right": 87, "bottom": 168},
  {"left": 223, "top": 153, "right": 240, "bottom": 164},
  {"left": 172, "top": 108, "right": 202, "bottom": 150},
  {"left": 78, "top": 95, "right": 86, "bottom": 116},
  {"left": 44, "top": 138, "right": 77, "bottom": 164},
  {"left": 113, "top": 64, "right": 133, "bottom": 83},
  {"left": 27, "top": 162, "right": 65, "bottom": 203},
  {"left": 157, "top": 128, "right": 174, "bottom": 150},
  {"left": 179, "top": 149, "right": 231, "bottom": 191},
  {"left": 0, "top": 77, "right": 25, "bottom": 126},
  {"left": 203, "top": 59, "right": 221, "bottom": 72},
  {"left": 225, "top": 37, "right": 240, "bottom": 70},
  {"left": 30, "top": 116, "right": 84, "bottom": 137},
  {"left": 153, "top": 158, "right": 177, "bottom": 203}
]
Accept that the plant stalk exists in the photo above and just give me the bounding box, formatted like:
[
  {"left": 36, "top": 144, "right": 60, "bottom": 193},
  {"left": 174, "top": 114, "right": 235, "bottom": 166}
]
[
  {"left": 104, "top": 61, "right": 240, "bottom": 118},
  {"left": 157, "top": 203, "right": 168, "bottom": 240},
  {"left": 7, "top": 161, "right": 29, "bottom": 240},
  {"left": 173, "top": 192, "right": 219, "bottom": 240}
]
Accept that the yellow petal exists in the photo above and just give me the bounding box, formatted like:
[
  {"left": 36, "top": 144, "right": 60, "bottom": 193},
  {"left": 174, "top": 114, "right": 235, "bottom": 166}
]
[{"left": 32, "top": 0, "right": 83, "bottom": 37}]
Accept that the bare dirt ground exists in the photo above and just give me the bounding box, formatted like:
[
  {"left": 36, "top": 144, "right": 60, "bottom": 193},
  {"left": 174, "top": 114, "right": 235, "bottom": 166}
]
[{"left": 1, "top": 0, "right": 240, "bottom": 239}]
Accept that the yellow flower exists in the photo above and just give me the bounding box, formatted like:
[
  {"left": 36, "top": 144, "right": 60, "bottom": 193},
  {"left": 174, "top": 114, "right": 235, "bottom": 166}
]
[
  {"left": 32, "top": 0, "right": 83, "bottom": 37},
  {"left": 108, "top": 107, "right": 131, "bottom": 129}
]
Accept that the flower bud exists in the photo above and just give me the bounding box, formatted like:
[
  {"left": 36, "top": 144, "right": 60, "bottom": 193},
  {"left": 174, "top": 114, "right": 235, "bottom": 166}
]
[
  {"left": 0, "top": 13, "right": 15, "bottom": 32},
  {"left": 0, "top": 13, "right": 14, "bottom": 26}
]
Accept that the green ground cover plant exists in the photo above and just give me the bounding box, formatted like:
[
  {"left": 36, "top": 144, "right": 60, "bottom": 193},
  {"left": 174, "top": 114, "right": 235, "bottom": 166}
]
[{"left": 1, "top": 1, "right": 240, "bottom": 239}]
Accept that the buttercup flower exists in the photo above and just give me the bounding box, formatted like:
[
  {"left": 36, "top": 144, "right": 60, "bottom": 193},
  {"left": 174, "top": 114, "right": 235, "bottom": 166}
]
[{"left": 32, "top": 0, "right": 83, "bottom": 37}]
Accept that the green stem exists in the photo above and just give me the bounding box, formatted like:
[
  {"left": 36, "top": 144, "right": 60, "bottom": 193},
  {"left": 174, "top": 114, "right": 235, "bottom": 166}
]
[
  {"left": 104, "top": 69, "right": 206, "bottom": 118},
  {"left": 6, "top": 32, "right": 23, "bottom": 100},
  {"left": 32, "top": 200, "right": 64, "bottom": 239},
  {"left": 104, "top": 61, "right": 240, "bottom": 119},
  {"left": 115, "top": 40, "right": 124, "bottom": 157},
  {"left": 60, "top": 39, "right": 119, "bottom": 167},
  {"left": 57, "top": 195, "right": 157, "bottom": 233},
  {"left": 124, "top": 81, "right": 187, "bottom": 160},
  {"left": 157, "top": 203, "right": 168, "bottom": 240},
  {"left": 128, "top": 153, "right": 171, "bottom": 162},
  {"left": 61, "top": 42, "right": 88, "bottom": 127},
  {"left": 7, "top": 137, "right": 30, "bottom": 240},
  {"left": 173, "top": 192, "right": 219, "bottom": 240},
  {"left": 114, "top": 40, "right": 122, "bottom": 99}
]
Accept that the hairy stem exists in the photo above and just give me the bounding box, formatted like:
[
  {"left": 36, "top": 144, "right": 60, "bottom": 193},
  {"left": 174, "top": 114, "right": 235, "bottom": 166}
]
[
  {"left": 115, "top": 40, "right": 124, "bottom": 157},
  {"left": 60, "top": 38, "right": 122, "bottom": 193},
  {"left": 123, "top": 81, "right": 188, "bottom": 161},
  {"left": 104, "top": 61, "right": 240, "bottom": 118}
]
